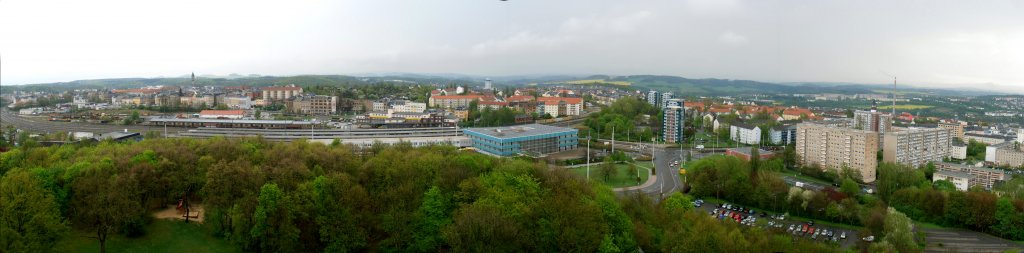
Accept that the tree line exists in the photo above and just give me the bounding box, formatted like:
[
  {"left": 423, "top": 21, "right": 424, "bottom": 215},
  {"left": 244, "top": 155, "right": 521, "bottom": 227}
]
[
  {"left": 685, "top": 154, "right": 1024, "bottom": 252},
  {"left": 1, "top": 137, "right": 849, "bottom": 252}
]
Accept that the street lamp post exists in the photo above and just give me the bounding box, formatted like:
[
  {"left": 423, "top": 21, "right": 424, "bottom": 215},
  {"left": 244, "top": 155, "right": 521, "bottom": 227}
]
[{"left": 587, "top": 129, "right": 591, "bottom": 181}]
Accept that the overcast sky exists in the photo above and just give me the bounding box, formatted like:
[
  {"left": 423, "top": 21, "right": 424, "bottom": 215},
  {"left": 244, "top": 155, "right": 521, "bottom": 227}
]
[{"left": 2, "top": 0, "right": 1023, "bottom": 92}]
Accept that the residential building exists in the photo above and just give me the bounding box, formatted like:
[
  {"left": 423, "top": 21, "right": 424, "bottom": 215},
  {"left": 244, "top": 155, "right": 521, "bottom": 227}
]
[
  {"left": 770, "top": 125, "right": 798, "bottom": 145},
  {"left": 429, "top": 95, "right": 489, "bottom": 109},
  {"left": 939, "top": 121, "right": 966, "bottom": 140},
  {"left": 660, "top": 92, "right": 674, "bottom": 107},
  {"left": 782, "top": 108, "right": 816, "bottom": 120},
  {"left": 536, "top": 97, "right": 582, "bottom": 117},
  {"left": 726, "top": 147, "right": 776, "bottom": 161},
  {"left": 730, "top": 123, "right": 762, "bottom": 145},
  {"left": 287, "top": 95, "right": 338, "bottom": 115},
  {"left": 882, "top": 127, "right": 952, "bottom": 168},
  {"left": 989, "top": 143, "right": 1024, "bottom": 167},
  {"left": 262, "top": 85, "right": 303, "bottom": 101},
  {"left": 950, "top": 144, "right": 968, "bottom": 160},
  {"left": 936, "top": 162, "right": 1007, "bottom": 190},
  {"left": 647, "top": 91, "right": 659, "bottom": 106},
  {"left": 853, "top": 108, "right": 892, "bottom": 133},
  {"left": 933, "top": 170, "right": 971, "bottom": 191},
  {"left": 452, "top": 108, "right": 470, "bottom": 120},
  {"left": 198, "top": 110, "right": 245, "bottom": 119},
  {"left": 463, "top": 124, "right": 578, "bottom": 157},
  {"left": 179, "top": 94, "right": 216, "bottom": 108},
  {"left": 391, "top": 100, "right": 426, "bottom": 113},
  {"left": 222, "top": 95, "right": 253, "bottom": 109},
  {"left": 796, "top": 123, "right": 879, "bottom": 182},
  {"left": 964, "top": 133, "right": 1006, "bottom": 145},
  {"left": 1017, "top": 128, "right": 1024, "bottom": 144},
  {"left": 664, "top": 105, "right": 685, "bottom": 143},
  {"left": 477, "top": 101, "right": 509, "bottom": 111},
  {"left": 155, "top": 93, "right": 180, "bottom": 107},
  {"left": 372, "top": 100, "right": 389, "bottom": 111}
]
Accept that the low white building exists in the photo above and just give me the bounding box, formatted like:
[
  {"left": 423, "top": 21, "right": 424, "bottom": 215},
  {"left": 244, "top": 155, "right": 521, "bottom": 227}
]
[
  {"left": 965, "top": 133, "right": 1006, "bottom": 145},
  {"left": 198, "top": 110, "right": 245, "bottom": 119},
  {"left": 950, "top": 144, "right": 967, "bottom": 160},
  {"left": 730, "top": 123, "right": 762, "bottom": 145},
  {"left": 390, "top": 100, "right": 426, "bottom": 113},
  {"left": 933, "top": 170, "right": 970, "bottom": 191}
]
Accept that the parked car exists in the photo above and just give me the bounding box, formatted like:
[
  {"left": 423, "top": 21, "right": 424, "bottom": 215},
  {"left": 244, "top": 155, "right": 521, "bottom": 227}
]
[{"left": 840, "top": 232, "right": 847, "bottom": 239}]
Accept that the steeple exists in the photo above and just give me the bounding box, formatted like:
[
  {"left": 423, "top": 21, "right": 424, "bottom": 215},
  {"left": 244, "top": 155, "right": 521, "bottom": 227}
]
[{"left": 870, "top": 99, "right": 877, "bottom": 113}]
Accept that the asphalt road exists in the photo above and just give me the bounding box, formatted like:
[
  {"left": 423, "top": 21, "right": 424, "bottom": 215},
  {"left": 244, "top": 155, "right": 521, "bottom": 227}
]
[
  {"left": 617, "top": 147, "right": 684, "bottom": 202},
  {"left": 923, "top": 228, "right": 1023, "bottom": 253}
]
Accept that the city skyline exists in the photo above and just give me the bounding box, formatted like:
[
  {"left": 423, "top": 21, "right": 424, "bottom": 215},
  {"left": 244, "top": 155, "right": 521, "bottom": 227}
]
[{"left": 2, "top": 0, "right": 1024, "bottom": 93}]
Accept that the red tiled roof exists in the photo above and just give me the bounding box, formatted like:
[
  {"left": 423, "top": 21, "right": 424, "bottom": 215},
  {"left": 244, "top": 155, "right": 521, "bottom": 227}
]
[
  {"left": 709, "top": 108, "right": 732, "bottom": 114},
  {"left": 536, "top": 97, "right": 582, "bottom": 104},
  {"left": 783, "top": 108, "right": 814, "bottom": 116},
  {"left": 199, "top": 110, "right": 244, "bottom": 116},
  {"left": 506, "top": 95, "right": 535, "bottom": 102},
  {"left": 431, "top": 95, "right": 489, "bottom": 100},
  {"left": 478, "top": 101, "right": 508, "bottom": 106},
  {"left": 683, "top": 102, "right": 706, "bottom": 108}
]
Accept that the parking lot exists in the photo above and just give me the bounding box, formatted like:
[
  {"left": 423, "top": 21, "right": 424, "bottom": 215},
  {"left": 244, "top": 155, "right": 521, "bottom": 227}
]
[{"left": 693, "top": 200, "right": 861, "bottom": 249}]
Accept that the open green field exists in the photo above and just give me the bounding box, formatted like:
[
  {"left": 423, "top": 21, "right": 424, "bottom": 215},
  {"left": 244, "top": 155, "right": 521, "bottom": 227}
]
[
  {"left": 54, "top": 219, "right": 237, "bottom": 253},
  {"left": 870, "top": 89, "right": 929, "bottom": 96},
  {"left": 570, "top": 162, "right": 651, "bottom": 188},
  {"left": 554, "top": 79, "right": 632, "bottom": 86},
  {"left": 683, "top": 132, "right": 739, "bottom": 148},
  {"left": 877, "top": 104, "right": 933, "bottom": 110},
  {"left": 775, "top": 169, "right": 836, "bottom": 186}
]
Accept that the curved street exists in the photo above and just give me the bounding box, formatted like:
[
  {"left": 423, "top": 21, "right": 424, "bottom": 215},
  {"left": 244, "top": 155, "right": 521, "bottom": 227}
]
[{"left": 616, "top": 146, "right": 685, "bottom": 202}]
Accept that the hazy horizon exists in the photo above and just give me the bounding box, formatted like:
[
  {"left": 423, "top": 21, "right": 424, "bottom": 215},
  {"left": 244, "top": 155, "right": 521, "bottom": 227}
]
[{"left": 3, "top": 0, "right": 1024, "bottom": 93}]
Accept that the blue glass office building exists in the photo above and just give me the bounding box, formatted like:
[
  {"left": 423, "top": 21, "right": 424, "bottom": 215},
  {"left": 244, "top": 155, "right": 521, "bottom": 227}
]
[{"left": 463, "top": 124, "right": 578, "bottom": 156}]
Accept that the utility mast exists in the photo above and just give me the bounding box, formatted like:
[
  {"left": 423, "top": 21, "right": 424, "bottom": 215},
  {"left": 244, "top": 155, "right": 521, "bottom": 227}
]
[{"left": 892, "top": 77, "right": 896, "bottom": 120}]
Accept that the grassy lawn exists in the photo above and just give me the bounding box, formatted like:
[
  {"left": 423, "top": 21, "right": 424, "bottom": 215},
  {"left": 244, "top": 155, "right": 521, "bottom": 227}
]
[
  {"left": 877, "top": 104, "right": 934, "bottom": 110},
  {"left": 775, "top": 169, "right": 835, "bottom": 186},
  {"left": 634, "top": 161, "right": 655, "bottom": 169},
  {"left": 683, "top": 132, "right": 740, "bottom": 148},
  {"left": 54, "top": 219, "right": 236, "bottom": 253},
  {"left": 570, "top": 162, "right": 651, "bottom": 188}
]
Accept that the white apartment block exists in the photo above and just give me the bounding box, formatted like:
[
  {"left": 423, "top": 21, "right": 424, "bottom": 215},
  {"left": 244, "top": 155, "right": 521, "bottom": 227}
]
[
  {"left": 882, "top": 127, "right": 952, "bottom": 168},
  {"left": 933, "top": 170, "right": 970, "bottom": 191},
  {"left": 936, "top": 162, "right": 1007, "bottom": 190},
  {"left": 730, "top": 123, "right": 762, "bottom": 145},
  {"left": 262, "top": 85, "right": 303, "bottom": 101},
  {"left": 390, "top": 100, "right": 426, "bottom": 113}
]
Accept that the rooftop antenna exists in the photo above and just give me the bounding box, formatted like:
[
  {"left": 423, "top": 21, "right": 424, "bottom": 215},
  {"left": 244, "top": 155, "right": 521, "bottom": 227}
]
[{"left": 892, "top": 77, "right": 896, "bottom": 120}]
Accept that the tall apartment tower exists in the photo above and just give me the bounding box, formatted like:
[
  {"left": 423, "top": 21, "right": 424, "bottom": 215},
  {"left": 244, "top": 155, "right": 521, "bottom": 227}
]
[
  {"left": 853, "top": 101, "right": 892, "bottom": 133},
  {"left": 663, "top": 99, "right": 686, "bottom": 143},
  {"left": 883, "top": 127, "right": 952, "bottom": 168},
  {"left": 647, "top": 91, "right": 659, "bottom": 106},
  {"left": 660, "top": 92, "right": 675, "bottom": 108},
  {"left": 938, "top": 121, "right": 966, "bottom": 141},
  {"left": 796, "top": 123, "right": 880, "bottom": 182},
  {"left": 484, "top": 78, "right": 493, "bottom": 90}
]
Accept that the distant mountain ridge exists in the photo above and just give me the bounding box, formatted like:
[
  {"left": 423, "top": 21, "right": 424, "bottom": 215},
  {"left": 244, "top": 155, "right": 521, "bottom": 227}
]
[{"left": 3, "top": 73, "right": 1011, "bottom": 96}]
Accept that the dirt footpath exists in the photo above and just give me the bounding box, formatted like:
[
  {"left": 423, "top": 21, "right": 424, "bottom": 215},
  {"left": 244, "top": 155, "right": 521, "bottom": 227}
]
[{"left": 152, "top": 204, "right": 205, "bottom": 223}]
